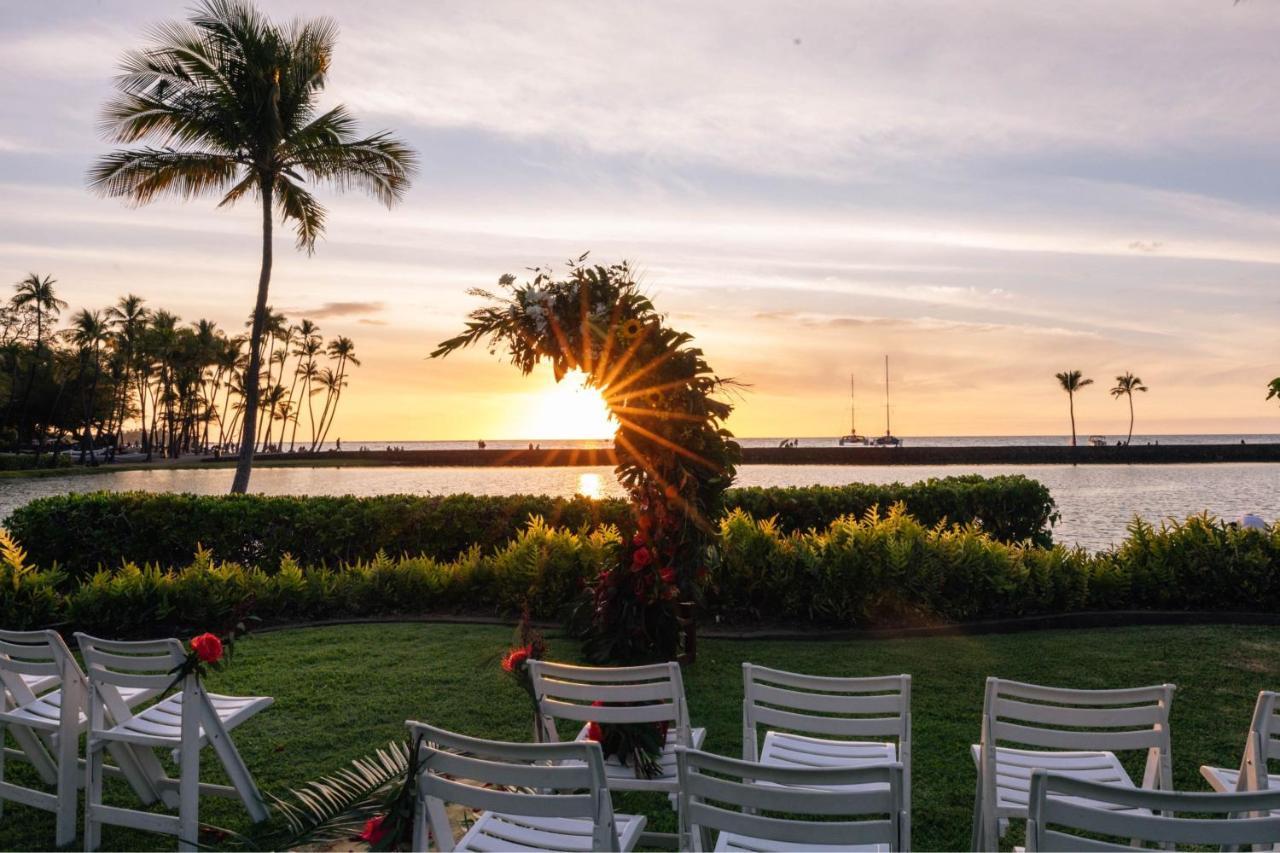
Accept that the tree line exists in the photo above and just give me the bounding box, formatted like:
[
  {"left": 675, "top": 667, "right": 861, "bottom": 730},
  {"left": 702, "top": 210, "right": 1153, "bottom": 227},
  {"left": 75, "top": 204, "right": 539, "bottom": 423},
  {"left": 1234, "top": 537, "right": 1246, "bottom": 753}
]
[{"left": 0, "top": 273, "right": 358, "bottom": 463}]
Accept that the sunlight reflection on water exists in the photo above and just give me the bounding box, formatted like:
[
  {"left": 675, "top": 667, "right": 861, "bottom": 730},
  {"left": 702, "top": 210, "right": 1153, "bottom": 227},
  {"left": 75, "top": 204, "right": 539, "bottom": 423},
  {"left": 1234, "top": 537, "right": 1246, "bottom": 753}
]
[{"left": 2, "top": 462, "right": 1276, "bottom": 551}]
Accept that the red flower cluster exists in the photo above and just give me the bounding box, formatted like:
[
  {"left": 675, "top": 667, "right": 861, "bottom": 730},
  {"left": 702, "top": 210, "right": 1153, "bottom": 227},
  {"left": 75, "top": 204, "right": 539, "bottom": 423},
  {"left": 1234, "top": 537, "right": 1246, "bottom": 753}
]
[
  {"left": 631, "top": 545, "right": 652, "bottom": 570},
  {"left": 190, "top": 633, "right": 223, "bottom": 664},
  {"left": 358, "top": 814, "right": 387, "bottom": 844},
  {"left": 501, "top": 646, "right": 532, "bottom": 674}
]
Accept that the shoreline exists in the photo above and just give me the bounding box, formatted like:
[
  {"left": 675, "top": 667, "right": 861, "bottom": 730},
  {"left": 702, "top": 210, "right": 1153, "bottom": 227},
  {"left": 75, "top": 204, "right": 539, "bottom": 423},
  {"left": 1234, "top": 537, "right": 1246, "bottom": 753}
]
[
  {"left": 2, "top": 442, "right": 1276, "bottom": 480},
  {"left": 239, "top": 442, "right": 1280, "bottom": 467}
]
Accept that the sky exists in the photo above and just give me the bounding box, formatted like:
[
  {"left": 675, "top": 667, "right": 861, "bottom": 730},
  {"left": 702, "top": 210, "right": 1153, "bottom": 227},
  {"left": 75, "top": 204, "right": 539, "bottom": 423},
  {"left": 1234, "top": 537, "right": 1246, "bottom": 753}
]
[{"left": 1, "top": 0, "right": 1278, "bottom": 440}]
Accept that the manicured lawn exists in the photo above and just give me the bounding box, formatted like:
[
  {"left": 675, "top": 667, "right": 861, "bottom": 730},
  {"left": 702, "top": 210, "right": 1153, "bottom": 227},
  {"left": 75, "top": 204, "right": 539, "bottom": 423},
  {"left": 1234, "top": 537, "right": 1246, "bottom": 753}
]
[{"left": 1, "top": 622, "right": 1277, "bottom": 851}]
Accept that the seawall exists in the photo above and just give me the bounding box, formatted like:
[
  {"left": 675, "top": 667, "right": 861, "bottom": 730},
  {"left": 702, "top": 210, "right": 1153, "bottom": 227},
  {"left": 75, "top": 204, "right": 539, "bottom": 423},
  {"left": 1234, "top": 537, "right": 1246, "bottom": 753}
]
[{"left": 228, "top": 443, "right": 1280, "bottom": 467}]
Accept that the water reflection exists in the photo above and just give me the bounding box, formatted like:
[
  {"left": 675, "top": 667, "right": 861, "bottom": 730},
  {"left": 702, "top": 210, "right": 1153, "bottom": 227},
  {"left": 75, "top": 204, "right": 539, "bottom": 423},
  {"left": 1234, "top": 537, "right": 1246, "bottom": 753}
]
[{"left": 577, "top": 473, "right": 604, "bottom": 499}]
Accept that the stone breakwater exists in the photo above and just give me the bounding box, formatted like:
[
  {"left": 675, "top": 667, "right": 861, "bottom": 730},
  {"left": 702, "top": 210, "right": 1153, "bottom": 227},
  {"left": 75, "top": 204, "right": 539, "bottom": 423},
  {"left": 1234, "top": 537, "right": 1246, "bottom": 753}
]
[{"left": 227, "top": 443, "right": 1280, "bottom": 467}]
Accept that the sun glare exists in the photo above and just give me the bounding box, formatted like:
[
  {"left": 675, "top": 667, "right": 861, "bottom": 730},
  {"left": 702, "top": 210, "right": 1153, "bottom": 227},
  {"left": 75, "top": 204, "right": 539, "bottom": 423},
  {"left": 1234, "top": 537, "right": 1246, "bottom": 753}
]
[{"left": 524, "top": 370, "right": 617, "bottom": 440}]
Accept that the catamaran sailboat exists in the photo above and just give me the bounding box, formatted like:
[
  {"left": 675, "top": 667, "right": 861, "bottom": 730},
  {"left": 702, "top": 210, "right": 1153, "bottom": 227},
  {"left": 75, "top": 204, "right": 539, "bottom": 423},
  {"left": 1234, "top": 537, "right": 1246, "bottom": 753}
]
[
  {"left": 871, "top": 355, "right": 902, "bottom": 447},
  {"left": 838, "top": 374, "right": 869, "bottom": 445}
]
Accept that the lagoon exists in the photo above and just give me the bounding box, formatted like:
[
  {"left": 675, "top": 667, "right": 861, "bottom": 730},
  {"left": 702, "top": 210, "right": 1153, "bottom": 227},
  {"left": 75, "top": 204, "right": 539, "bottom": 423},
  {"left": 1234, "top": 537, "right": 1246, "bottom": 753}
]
[{"left": 3, "top": 461, "right": 1276, "bottom": 551}]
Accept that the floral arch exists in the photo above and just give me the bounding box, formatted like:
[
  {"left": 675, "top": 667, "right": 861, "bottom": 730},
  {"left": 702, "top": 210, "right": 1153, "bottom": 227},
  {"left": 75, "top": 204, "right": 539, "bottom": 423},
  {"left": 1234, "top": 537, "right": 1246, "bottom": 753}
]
[{"left": 432, "top": 256, "right": 740, "bottom": 663}]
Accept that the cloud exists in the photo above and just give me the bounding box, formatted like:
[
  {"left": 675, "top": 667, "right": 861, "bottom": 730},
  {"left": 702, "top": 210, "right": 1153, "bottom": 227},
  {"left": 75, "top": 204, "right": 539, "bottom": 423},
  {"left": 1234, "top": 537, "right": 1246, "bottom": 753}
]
[{"left": 294, "top": 301, "right": 386, "bottom": 319}]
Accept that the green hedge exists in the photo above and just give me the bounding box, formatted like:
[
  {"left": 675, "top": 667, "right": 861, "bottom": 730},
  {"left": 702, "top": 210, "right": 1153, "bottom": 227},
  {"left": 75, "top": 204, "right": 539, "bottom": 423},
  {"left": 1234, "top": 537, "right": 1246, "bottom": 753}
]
[
  {"left": 3, "top": 508, "right": 1274, "bottom": 637},
  {"left": 4, "top": 475, "right": 1056, "bottom": 576},
  {"left": 0, "top": 453, "right": 72, "bottom": 471}
]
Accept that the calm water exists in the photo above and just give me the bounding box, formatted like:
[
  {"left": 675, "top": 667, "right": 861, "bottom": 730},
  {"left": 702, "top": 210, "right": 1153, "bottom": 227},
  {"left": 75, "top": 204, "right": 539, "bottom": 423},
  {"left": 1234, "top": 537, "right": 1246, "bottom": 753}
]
[{"left": 3, "top": 459, "right": 1276, "bottom": 551}]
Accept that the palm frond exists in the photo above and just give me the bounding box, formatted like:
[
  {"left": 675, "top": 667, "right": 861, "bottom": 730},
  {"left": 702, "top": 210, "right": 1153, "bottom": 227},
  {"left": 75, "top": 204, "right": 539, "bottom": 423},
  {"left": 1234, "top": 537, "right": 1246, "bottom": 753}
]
[
  {"left": 269, "top": 739, "right": 410, "bottom": 845},
  {"left": 274, "top": 176, "right": 326, "bottom": 253},
  {"left": 89, "top": 148, "right": 242, "bottom": 203}
]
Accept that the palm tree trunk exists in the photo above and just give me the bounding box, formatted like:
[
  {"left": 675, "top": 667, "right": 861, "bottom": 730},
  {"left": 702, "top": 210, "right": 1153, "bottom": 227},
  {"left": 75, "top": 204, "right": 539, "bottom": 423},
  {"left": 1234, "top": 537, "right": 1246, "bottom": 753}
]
[
  {"left": 231, "top": 179, "right": 273, "bottom": 494},
  {"left": 1068, "top": 391, "right": 1077, "bottom": 447},
  {"left": 1127, "top": 394, "right": 1134, "bottom": 445}
]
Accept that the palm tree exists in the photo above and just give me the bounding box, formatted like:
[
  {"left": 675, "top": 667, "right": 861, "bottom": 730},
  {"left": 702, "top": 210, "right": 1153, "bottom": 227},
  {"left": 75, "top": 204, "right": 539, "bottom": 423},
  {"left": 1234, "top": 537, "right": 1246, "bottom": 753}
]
[
  {"left": 89, "top": 0, "right": 416, "bottom": 493},
  {"left": 12, "top": 274, "right": 66, "bottom": 351},
  {"left": 105, "top": 294, "right": 149, "bottom": 452},
  {"left": 64, "top": 309, "right": 110, "bottom": 462},
  {"left": 12, "top": 274, "right": 67, "bottom": 451},
  {"left": 314, "top": 336, "right": 358, "bottom": 449},
  {"left": 1055, "top": 369, "right": 1093, "bottom": 447},
  {"left": 1110, "top": 372, "right": 1148, "bottom": 446}
]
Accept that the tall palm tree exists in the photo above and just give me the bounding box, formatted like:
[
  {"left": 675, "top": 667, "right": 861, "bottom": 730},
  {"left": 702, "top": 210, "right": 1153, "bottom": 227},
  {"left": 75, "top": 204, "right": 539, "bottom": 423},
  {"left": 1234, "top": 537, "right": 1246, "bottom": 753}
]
[
  {"left": 12, "top": 274, "right": 66, "bottom": 351},
  {"left": 64, "top": 309, "right": 110, "bottom": 461},
  {"left": 12, "top": 274, "right": 67, "bottom": 451},
  {"left": 1110, "top": 372, "right": 1148, "bottom": 446},
  {"left": 1055, "top": 369, "right": 1093, "bottom": 447},
  {"left": 105, "top": 294, "right": 149, "bottom": 451},
  {"left": 314, "top": 336, "right": 358, "bottom": 449},
  {"left": 89, "top": 0, "right": 416, "bottom": 493}
]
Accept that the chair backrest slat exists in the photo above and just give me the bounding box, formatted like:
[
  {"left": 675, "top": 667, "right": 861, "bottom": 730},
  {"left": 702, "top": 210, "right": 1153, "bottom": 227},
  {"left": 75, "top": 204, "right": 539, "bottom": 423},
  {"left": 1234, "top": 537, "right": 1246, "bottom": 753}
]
[
  {"left": 424, "top": 747, "right": 596, "bottom": 790},
  {"left": 1029, "top": 770, "right": 1280, "bottom": 850},
  {"left": 993, "top": 720, "right": 1164, "bottom": 751},
  {"left": 753, "top": 705, "right": 903, "bottom": 738},
  {"left": 420, "top": 775, "right": 596, "bottom": 819},
  {"left": 539, "top": 697, "right": 675, "bottom": 725},
  {"left": 677, "top": 747, "right": 904, "bottom": 852},
  {"left": 687, "top": 802, "right": 895, "bottom": 846}
]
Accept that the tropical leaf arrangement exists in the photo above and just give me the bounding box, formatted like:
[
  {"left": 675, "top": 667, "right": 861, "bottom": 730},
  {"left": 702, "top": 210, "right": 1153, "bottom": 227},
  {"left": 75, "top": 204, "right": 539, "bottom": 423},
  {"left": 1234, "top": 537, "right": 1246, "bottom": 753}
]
[
  {"left": 433, "top": 254, "right": 740, "bottom": 663},
  {"left": 268, "top": 738, "right": 419, "bottom": 850}
]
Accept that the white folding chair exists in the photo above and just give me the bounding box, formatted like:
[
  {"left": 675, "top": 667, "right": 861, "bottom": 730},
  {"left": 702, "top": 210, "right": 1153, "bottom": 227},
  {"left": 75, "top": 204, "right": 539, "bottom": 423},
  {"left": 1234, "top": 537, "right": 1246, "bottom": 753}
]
[
  {"left": 77, "top": 633, "right": 273, "bottom": 852},
  {"left": 408, "top": 720, "right": 647, "bottom": 852},
  {"left": 677, "top": 746, "right": 907, "bottom": 852},
  {"left": 1027, "top": 769, "right": 1280, "bottom": 851},
  {"left": 1202, "top": 690, "right": 1280, "bottom": 808},
  {"left": 0, "top": 629, "right": 156, "bottom": 847},
  {"left": 971, "top": 677, "right": 1174, "bottom": 851},
  {"left": 528, "top": 659, "right": 705, "bottom": 792},
  {"left": 743, "top": 665, "right": 911, "bottom": 844}
]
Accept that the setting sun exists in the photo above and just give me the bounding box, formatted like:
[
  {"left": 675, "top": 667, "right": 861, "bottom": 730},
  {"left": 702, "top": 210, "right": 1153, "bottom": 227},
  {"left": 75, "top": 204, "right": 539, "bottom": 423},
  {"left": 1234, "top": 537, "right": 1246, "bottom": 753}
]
[{"left": 523, "top": 370, "right": 617, "bottom": 440}]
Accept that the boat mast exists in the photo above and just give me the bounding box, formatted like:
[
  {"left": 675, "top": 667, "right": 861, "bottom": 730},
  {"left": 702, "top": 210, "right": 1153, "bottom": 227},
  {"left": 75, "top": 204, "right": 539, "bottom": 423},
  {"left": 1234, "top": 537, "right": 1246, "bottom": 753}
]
[
  {"left": 850, "top": 374, "right": 856, "bottom": 434},
  {"left": 884, "top": 355, "right": 891, "bottom": 436}
]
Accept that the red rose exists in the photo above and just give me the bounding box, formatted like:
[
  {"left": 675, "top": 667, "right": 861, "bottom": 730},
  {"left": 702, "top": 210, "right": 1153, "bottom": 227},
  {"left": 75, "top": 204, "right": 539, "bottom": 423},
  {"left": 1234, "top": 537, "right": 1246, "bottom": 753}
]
[
  {"left": 358, "top": 814, "right": 387, "bottom": 844},
  {"left": 659, "top": 567, "right": 676, "bottom": 585},
  {"left": 190, "top": 633, "right": 223, "bottom": 664},
  {"left": 587, "top": 700, "right": 605, "bottom": 742},
  {"left": 631, "top": 546, "right": 653, "bottom": 569},
  {"left": 501, "top": 646, "right": 531, "bottom": 674}
]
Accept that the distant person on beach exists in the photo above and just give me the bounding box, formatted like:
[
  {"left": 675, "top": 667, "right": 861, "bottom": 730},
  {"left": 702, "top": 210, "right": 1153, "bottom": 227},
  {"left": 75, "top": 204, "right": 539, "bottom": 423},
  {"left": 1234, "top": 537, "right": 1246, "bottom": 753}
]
[
  {"left": 478, "top": 440, "right": 486, "bottom": 449},
  {"left": 336, "top": 438, "right": 342, "bottom": 451}
]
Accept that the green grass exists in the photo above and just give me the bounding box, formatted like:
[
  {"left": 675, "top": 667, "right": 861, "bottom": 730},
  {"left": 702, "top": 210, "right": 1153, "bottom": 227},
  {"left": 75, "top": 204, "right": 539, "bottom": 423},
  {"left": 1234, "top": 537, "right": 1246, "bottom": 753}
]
[{"left": 1, "top": 622, "right": 1276, "bottom": 851}]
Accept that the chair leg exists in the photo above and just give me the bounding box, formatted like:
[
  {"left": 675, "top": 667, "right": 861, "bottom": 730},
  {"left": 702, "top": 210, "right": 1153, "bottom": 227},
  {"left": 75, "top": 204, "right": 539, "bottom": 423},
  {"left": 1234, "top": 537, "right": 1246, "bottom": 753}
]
[
  {"left": 178, "top": 719, "right": 201, "bottom": 852},
  {"left": 85, "top": 741, "right": 104, "bottom": 853},
  {"left": 205, "top": 720, "right": 268, "bottom": 822},
  {"left": 56, "top": 731, "right": 79, "bottom": 847},
  {"left": 0, "top": 719, "right": 6, "bottom": 822}
]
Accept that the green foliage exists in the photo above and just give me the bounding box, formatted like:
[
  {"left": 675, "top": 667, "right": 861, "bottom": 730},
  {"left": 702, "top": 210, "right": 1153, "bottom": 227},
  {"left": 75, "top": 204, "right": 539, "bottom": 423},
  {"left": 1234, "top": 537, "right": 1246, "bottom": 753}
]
[
  {"left": 0, "top": 528, "right": 63, "bottom": 629},
  {"left": 7, "top": 508, "right": 1276, "bottom": 637},
  {"left": 6, "top": 475, "right": 1056, "bottom": 578},
  {"left": 0, "top": 453, "right": 72, "bottom": 470}
]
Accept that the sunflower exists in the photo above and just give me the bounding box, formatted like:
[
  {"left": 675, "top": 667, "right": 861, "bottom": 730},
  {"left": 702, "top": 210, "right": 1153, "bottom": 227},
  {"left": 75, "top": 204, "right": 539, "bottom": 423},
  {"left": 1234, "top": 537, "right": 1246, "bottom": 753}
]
[{"left": 621, "top": 318, "right": 644, "bottom": 339}]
